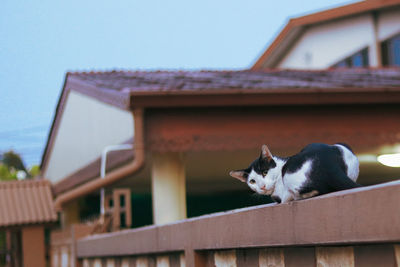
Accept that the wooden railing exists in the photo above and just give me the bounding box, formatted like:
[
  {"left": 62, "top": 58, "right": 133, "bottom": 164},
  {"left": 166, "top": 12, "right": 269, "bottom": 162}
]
[{"left": 75, "top": 180, "right": 400, "bottom": 267}]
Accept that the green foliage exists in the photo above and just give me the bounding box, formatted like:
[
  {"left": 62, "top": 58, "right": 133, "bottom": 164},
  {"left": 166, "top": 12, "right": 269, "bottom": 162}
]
[
  {"left": 2, "top": 151, "right": 27, "bottom": 172},
  {"left": 0, "top": 151, "right": 40, "bottom": 181},
  {"left": 29, "top": 165, "right": 40, "bottom": 178},
  {"left": 0, "top": 163, "right": 17, "bottom": 181}
]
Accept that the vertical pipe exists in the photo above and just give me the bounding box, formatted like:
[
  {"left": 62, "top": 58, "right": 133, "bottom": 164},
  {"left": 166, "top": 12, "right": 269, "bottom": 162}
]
[
  {"left": 99, "top": 144, "right": 134, "bottom": 217},
  {"left": 54, "top": 108, "right": 145, "bottom": 211}
]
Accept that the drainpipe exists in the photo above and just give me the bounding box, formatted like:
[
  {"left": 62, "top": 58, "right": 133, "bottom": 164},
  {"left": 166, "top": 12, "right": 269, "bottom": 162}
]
[
  {"left": 53, "top": 108, "right": 145, "bottom": 211},
  {"left": 100, "top": 144, "right": 133, "bottom": 216}
]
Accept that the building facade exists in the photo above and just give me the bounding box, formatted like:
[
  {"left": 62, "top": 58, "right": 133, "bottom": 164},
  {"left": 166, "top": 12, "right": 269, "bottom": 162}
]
[{"left": 252, "top": 0, "right": 400, "bottom": 69}]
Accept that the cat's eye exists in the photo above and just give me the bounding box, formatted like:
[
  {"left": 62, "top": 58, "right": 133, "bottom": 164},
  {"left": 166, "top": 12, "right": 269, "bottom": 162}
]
[
  {"left": 249, "top": 179, "right": 256, "bottom": 184},
  {"left": 262, "top": 171, "right": 268, "bottom": 177}
]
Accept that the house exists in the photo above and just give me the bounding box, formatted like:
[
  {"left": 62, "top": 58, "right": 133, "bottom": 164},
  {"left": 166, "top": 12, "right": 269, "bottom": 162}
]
[
  {"left": 41, "top": 68, "right": 400, "bottom": 224},
  {"left": 252, "top": 0, "right": 400, "bottom": 69},
  {"left": 0, "top": 180, "right": 57, "bottom": 267},
  {"left": 42, "top": 69, "right": 400, "bottom": 266},
  {"left": 40, "top": 0, "right": 400, "bottom": 266}
]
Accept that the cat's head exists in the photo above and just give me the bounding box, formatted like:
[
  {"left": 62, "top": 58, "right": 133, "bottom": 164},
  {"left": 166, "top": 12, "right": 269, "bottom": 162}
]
[{"left": 229, "top": 145, "right": 277, "bottom": 195}]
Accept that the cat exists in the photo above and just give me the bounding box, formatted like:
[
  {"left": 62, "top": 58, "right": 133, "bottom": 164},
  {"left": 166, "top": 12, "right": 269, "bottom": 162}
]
[{"left": 229, "top": 143, "right": 360, "bottom": 203}]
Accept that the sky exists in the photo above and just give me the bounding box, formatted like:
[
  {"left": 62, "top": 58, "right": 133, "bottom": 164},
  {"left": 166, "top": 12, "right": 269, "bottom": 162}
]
[{"left": 0, "top": 0, "right": 357, "bottom": 167}]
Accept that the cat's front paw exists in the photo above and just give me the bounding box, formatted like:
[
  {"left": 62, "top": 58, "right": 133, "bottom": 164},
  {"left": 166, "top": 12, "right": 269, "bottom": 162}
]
[{"left": 280, "top": 195, "right": 294, "bottom": 204}]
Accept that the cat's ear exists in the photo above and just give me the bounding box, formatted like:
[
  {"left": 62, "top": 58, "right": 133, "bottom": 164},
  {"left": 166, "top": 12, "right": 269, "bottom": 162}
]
[
  {"left": 229, "top": 170, "right": 247, "bottom": 183},
  {"left": 261, "top": 144, "right": 273, "bottom": 162}
]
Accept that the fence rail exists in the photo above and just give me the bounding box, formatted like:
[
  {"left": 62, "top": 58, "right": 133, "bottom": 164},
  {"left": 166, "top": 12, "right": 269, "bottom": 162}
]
[
  {"left": 50, "top": 224, "right": 94, "bottom": 267},
  {"left": 75, "top": 180, "right": 400, "bottom": 267}
]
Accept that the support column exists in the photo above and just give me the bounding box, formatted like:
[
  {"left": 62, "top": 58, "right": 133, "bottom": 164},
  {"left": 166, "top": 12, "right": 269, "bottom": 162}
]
[
  {"left": 151, "top": 152, "right": 187, "bottom": 224},
  {"left": 22, "top": 226, "right": 45, "bottom": 267},
  {"left": 371, "top": 11, "right": 382, "bottom": 67}
]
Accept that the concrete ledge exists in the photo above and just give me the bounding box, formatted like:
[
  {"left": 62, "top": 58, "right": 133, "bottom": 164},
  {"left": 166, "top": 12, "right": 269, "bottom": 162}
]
[{"left": 77, "top": 180, "right": 400, "bottom": 258}]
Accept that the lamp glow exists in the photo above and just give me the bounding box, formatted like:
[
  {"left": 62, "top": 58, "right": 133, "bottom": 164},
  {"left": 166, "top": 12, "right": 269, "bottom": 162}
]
[{"left": 377, "top": 153, "right": 400, "bottom": 167}]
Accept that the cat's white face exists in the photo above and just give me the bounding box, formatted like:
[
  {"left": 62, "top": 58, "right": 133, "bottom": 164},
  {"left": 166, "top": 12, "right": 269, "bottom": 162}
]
[
  {"left": 247, "top": 169, "right": 275, "bottom": 195},
  {"left": 229, "top": 144, "right": 277, "bottom": 195}
]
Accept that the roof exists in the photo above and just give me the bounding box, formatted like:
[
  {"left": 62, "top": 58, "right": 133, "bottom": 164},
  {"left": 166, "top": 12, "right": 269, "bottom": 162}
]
[
  {"left": 0, "top": 179, "right": 57, "bottom": 227},
  {"left": 67, "top": 68, "right": 400, "bottom": 108},
  {"left": 252, "top": 0, "right": 400, "bottom": 69},
  {"left": 41, "top": 68, "right": 400, "bottom": 174},
  {"left": 70, "top": 68, "right": 400, "bottom": 97}
]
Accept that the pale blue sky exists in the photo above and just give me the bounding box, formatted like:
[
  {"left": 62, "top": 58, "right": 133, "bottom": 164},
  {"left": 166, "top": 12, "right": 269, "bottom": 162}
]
[{"left": 0, "top": 0, "right": 356, "bottom": 167}]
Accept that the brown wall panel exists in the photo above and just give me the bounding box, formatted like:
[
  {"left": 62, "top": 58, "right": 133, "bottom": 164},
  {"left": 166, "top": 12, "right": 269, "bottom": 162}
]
[
  {"left": 169, "top": 253, "right": 182, "bottom": 267},
  {"left": 22, "top": 226, "right": 46, "bottom": 267},
  {"left": 127, "top": 257, "right": 136, "bottom": 267},
  {"left": 354, "top": 244, "right": 396, "bottom": 267},
  {"left": 145, "top": 106, "right": 400, "bottom": 153},
  {"left": 193, "top": 251, "right": 215, "bottom": 267},
  {"left": 236, "top": 249, "right": 259, "bottom": 267},
  {"left": 284, "top": 247, "right": 316, "bottom": 267}
]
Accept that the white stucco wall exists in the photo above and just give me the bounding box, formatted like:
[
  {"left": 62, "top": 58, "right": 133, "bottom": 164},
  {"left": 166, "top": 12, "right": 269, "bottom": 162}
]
[
  {"left": 44, "top": 90, "right": 134, "bottom": 183},
  {"left": 377, "top": 7, "right": 400, "bottom": 41},
  {"left": 278, "top": 14, "right": 375, "bottom": 69}
]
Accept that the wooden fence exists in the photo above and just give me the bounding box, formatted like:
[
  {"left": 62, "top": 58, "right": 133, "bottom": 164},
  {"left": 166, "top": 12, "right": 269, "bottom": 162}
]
[
  {"left": 50, "top": 224, "right": 94, "bottom": 267},
  {"left": 75, "top": 181, "right": 400, "bottom": 266}
]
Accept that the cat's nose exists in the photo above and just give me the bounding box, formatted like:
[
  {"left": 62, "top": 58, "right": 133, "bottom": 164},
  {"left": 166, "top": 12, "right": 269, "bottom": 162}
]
[{"left": 260, "top": 185, "right": 266, "bottom": 190}]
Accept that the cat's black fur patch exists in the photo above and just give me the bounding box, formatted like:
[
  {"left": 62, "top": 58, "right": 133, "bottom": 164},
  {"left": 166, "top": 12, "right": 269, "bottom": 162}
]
[
  {"left": 283, "top": 143, "right": 360, "bottom": 195},
  {"left": 245, "top": 155, "right": 277, "bottom": 178}
]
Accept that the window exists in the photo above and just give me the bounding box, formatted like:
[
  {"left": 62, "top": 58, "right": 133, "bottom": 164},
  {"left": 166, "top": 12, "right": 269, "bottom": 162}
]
[
  {"left": 332, "top": 48, "right": 369, "bottom": 68},
  {"left": 381, "top": 33, "right": 400, "bottom": 66}
]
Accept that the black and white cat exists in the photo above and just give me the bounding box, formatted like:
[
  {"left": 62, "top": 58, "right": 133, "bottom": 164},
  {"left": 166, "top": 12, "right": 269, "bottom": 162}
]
[{"left": 230, "top": 143, "right": 360, "bottom": 203}]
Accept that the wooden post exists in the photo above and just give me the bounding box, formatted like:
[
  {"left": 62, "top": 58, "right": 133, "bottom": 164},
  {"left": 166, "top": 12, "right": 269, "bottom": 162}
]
[
  {"left": 21, "top": 226, "right": 46, "bottom": 267},
  {"left": 151, "top": 152, "right": 187, "bottom": 224},
  {"left": 5, "top": 230, "right": 11, "bottom": 267}
]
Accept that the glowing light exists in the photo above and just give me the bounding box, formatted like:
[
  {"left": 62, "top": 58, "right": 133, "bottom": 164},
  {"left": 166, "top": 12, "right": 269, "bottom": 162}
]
[{"left": 377, "top": 153, "right": 400, "bottom": 167}]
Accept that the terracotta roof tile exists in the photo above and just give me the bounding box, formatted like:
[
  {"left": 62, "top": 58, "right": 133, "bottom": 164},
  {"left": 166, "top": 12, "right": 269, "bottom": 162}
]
[
  {"left": 69, "top": 69, "right": 400, "bottom": 94},
  {"left": 0, "top": 179, "right": 57, "bottom": 227}
]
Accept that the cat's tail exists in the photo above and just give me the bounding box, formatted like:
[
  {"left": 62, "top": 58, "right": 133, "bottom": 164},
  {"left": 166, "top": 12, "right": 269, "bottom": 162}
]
[{"left": 328, "top": 167, "right": 362, "bottom": 191}]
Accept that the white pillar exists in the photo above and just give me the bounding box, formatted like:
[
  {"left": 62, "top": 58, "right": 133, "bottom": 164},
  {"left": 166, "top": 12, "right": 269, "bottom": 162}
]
[
  {"left": 151, "top": 152, "right": 187, "bottom": 224},
  {"left": 370, "top": 12, "right": 382, "bottom": 67}
]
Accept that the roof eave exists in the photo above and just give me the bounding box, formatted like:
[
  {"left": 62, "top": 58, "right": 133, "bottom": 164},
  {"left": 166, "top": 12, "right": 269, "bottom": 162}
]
[
  {"left": 67, "top": 76, "right": 131, "bottom": 110},
  {"left": 40, "top": 73, "right": 71, "bottom": 173},
  {"left": 128, "top": 87, "right": 400, "bottom": 108}
]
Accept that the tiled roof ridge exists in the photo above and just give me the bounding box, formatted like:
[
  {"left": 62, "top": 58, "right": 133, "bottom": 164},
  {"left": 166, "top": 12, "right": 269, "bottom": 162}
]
[
  {"left": 0, "top": 179, "right": 50, "bottom": 188},
  {"left": 67, "top": 67, "right": 400, "bottom": 76},
  {"left": 67, "top": 69, "right": 244, "bottom": 75}
]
